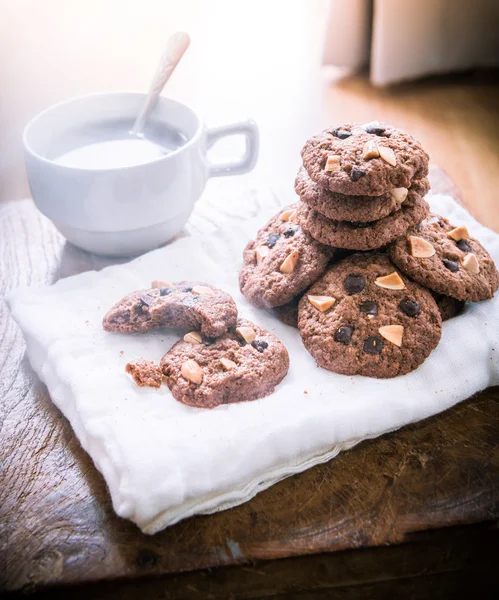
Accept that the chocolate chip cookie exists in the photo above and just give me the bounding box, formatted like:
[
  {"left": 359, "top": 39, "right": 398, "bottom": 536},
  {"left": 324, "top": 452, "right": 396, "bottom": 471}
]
[
  {"left": 388, "top": 214, "right": 499, "bottom": 302},
  {"left": 301, "top": 122, "right": 429, "bottom": 196},
  {"left": 295, "top": 166, "right": 430, "bottom": 222},
  {"left": 239, "top": 205, "right": 335, "bottom": 308},
  {"left": 297, "top": 190, "right": 429, "bottom": 251},
  {"left": 160, "top": 318, "right": 289, "bottom": 408},
  {"left": 103, "top": 281, "right": 237, "bottom": 338},
  {"left": 298, "top": 253, "right": 442, "bottom": 378}
]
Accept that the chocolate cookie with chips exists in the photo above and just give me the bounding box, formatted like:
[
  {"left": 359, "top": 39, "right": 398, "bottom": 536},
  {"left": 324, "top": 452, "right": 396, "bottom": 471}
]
[
  {"left": 102, "top": 281, "right": 237, "bottom": 338},
  {"left": 388, "top": 214, "right": 499, "bottom": 302},
  {"left": 300, "top": 122, "right": 429, "bottom": 196},
  {"left": 296, "top": 190, "right": 429, "bottom": 251},
  {"left": 295, "top": 165, "right": 430, "bottom": 223},
  {"left": 239, "top": 204, "right": 335, "bottom": 308},
  {"left": 297, "top": 253, "right": 442, "bottom": 378},
  {"left": 160, "top": 318, "right": 289, "bottom": 408}
]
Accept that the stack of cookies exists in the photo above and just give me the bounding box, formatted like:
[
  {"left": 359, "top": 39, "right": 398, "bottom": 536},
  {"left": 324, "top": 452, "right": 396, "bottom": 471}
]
[{"left": 240, "top": 122, "right": 499, "bottom": 378}]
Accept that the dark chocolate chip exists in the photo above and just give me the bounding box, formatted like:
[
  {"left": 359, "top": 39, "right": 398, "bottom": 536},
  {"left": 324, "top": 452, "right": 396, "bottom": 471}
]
[
  {"left": 364, "top": 336, "right": 384, "bottom": 355},
  {"left": 344, "top": 273, "right": 366, "bottom": 295},
  {"left": 350, "top": 166, "right": 366, "bottom": 182},
  {"left": 202, "top": 337, "right": 217, "bottom": 346},
  {"left": 266, "top": 233, "right": 280, "bottom": 248},
  {"left": 182, "top": 296, "right": 199, "bottom": 307},
  {"left": 443, "top": 259, "right": 459, "bottom": 273},
  {"left": 334, "top": 128, "right": 352, "bottom": 140},
  {"left": 360, "top": 300, "right": 378, "bottom": 316},
  {"left": 140, "top": 294, "right": 155, "bottom": 306},
  {"left": 251, "top": 339, "right": 269, "bottom": 353},
  {"left": 456, "top": 239, "right": 472, "bottom": 253},
  {"left": 181, "top": 286, "right": 193, "bottom": 293},
  {"left": 334, "top": 326, "right": 353, "bottom": 345},
  {"left": 160, "top": 287, "right": 173, "bottom": 296},
  {"left": 399, "top": 297, "right": 421, "bottom": 317},
  {"left": 365, "top": 123, "right": 386, "bottom": 136},
  {"left": 283, "top": 225, "right": 299, "bottom": 238},
  {"left": 351, "top": 221, "right": 371, "bottom": 229}
]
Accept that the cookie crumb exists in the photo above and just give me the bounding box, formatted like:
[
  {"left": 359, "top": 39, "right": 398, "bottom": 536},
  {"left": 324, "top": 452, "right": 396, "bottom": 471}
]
[{"left": 125, "top": 359, "right": 162, "bottom": 388}]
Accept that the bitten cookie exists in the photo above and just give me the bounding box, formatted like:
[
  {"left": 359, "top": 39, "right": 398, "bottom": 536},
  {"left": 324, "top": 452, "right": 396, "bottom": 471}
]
[
  {"left": 388, "top": 214, "right": 499, "bottom": 302},
  {"left": 102, "top": 281, "right": 237, "bottom": 338},
  {"left": 298, "top": 253, "right": 442, "bottom": 378},
  {"left": 301, "top": 122, "right": 429, "bottom": 196},
  {"left": 296, "top": 190, "right": 429, "bottom": 251},
  {"left": 160, "top": 318, "right": 289, "bottom": 408},
  {"left": 239, "top": 205, "right": 335, "bottom": 308},
  {"left": 295, "top": 166, "right": 430, "bottom": 222}
]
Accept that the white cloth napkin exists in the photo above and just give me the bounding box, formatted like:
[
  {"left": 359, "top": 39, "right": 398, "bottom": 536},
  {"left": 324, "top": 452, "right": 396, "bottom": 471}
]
[{"left": 6, "top": 194, "right": 499, "bottom": 534}]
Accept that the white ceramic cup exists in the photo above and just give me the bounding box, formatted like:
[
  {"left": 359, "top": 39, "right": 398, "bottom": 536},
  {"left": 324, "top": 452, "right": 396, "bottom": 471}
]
[{"left": 23, "top": 92, "right": 259, "bottom": 256}]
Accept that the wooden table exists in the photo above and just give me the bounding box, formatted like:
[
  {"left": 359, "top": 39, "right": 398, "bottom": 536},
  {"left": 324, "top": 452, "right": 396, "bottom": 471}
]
[{"left": 1, "top": 168, "right": 498, "bottom": 600}]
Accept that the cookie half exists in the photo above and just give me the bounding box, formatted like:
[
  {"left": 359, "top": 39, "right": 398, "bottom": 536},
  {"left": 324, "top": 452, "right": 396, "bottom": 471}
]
[
  {"left": 388, "top": 214, "right": 499, "bottom": 302},
  {"left": 102, "top": 281, "right": 237, "bottom": 338},
  {"left": 301, "top": 122, "right": 429, "bottom": 196},
  {"left": 297, "top": 191, "right": 429, "bottom": 251},
  {"left": 295, "top": 166, "right": 430, "bottom": 222},
  {"left": 239, "top": 205, "right": 335, "bottom": 308},
  {"left": 160, "top": 318, "right": 289, "bottom": 408},
  {"left": 298, "top": 253, "right": 442, "bottom": 378}
]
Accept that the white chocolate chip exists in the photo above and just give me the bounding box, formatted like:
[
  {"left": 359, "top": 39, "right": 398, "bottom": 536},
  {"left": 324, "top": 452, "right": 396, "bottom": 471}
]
[
  {"left": 280, "top": 208, "right": 294, "bottom": 222},
  {"left": 220, "top": 357, "right": 237, "bottom": 371},
  {"left": 390, "top": 188, "right": 408, "bottom": 203},
  {"left": 255, "top": 246, "right": 270, "bottom": 265},
  {"left": 378, "top": 146, "right": 397, "bottom": 166},
  {"left": 378, "top": 325, "right": 404, "bottom": 347},
  {"left": 362, "top": 140, "right": 380, "bottom": 160},
  {"left": 151, "top": 280, "right": 171, "bottom": 288},
  {"left": 236, "top": 326, "right": 257, "bottom": 344},
  {"left": 307, "top": 295, "right": 336, "bottom": 312},
  {"left": 375, "top": 272, "right": 405, "bottom": 290},
  {"left": 280, "top": 250, "right": 300, "bottom": 274},
  {"left": 181, "top": 359, "right": 203, "bottom": 385},
  {"left": 447, "top": 226, "right": 469, "bottom": 241},
  {"left": 409, "top": 236, "right": 436, "bottom": 258},
  {"left": 463, "top": 253, "right": 480, "bottom": 274},
  {"left": 192, "top": 285, "right": 216, "bottom": 296},
  {"left": 183, "top": 331, "right": 202, "bottom": 345},
  {"left": 324, "top": 154, "right": 341, "bottom": 172}
]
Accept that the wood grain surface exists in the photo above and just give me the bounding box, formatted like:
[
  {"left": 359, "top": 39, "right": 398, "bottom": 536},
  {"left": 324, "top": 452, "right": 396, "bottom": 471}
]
[{"left": 1, "top": 170, "right": 498, "bottom": 598}]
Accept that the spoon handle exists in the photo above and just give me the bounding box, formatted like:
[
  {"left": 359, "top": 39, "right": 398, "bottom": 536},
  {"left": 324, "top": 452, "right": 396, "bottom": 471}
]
[{"left": 130, "top": 31, "right": 190, "bottom": 136}]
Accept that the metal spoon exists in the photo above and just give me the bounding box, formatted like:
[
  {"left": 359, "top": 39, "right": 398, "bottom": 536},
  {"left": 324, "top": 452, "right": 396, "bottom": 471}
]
[{"left": 130, "top": 31, "right": 190, "bottom": 137}]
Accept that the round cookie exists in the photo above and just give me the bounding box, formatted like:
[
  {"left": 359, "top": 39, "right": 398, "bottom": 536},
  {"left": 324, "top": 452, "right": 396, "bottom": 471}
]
[
  {"left": 301, "top": 122, "right": 429, "bottom": 196},
  {"left": 160, "top": 318, "right": 289, "bottom": 408},
  {"left": 388, "top": 214, "right": 499, "bottom": 302},
  {"left": 295, "top": 166, "right": 430, "bottom": 222},
  {"left": 239, "top": 204, "right": 335, "bottom": 308},
  {"left": 271, "top": 292, "right": 303, "bottom": 328},
  {"left": 432, "top": 293, "right": 465, "bottom": 321},
  {"left": 102, "top": 281, "right": 237, "bottom": 338},
  {"left": 297, "top": 190, "right": 429, "bottom": 251},
  {"left": 298, "top": 253, "right": 442, "bottom": 378}
]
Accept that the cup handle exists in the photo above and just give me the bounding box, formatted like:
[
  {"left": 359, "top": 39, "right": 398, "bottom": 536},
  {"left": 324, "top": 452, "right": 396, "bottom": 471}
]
[{"left": 206, "top": 119, "right": 259, "bottom": 178}]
